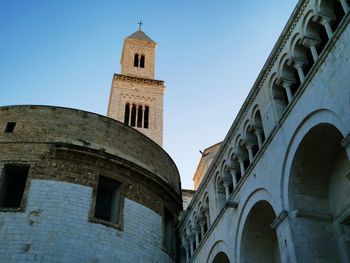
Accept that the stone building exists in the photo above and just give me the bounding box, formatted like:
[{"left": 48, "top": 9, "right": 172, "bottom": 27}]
[
  {"left": 1, "top": 0, "right": 350, "bottom": 262},
  {"left": 0, "top": 29, "right": 181, "bottom": 262},
  {"left": 179, "top": 0, "right": 350, "bottom": 262}
]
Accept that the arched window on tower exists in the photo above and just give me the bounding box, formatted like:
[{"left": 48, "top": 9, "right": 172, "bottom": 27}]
[
  {"left": 140, "top": 55, "right": 145, "bottom": 68},
  {"left": 137, "top": 105, "right": 143, "bottom": 128},
  {"left": 130, "top": 104, "right": 137, "bottom": 127},
  {"left": 144, "top": 106, "right": 149, "bottom": 129},
  {"left": 124, "top": 103, "right": 130, "bottom": 125},
  {"left": 134, "top": 53, "right": 139, "bottom": 67}
]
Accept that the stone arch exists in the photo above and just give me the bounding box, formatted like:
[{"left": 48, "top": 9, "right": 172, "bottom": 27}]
[
  {"left": 236, "top": 189, "right": 281, "bottom": 263},
  {"left": 268, "top": 72, "right": 288, "bottom": 121},
  {"left": 221, "top": 160, "right": 233, "bottom": 197},
  {"left": 281, "top": 109, "right": 349, "bottom": 262},
  {"left": 206, "top": 240, "right": 231, "bottom": 263},
  {"left": 252, "top": 106, "right": 266, "bottom": 146}
]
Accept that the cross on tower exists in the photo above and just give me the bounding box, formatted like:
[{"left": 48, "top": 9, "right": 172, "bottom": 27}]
[{"left": 138, "top": 21, "right": 143, "bottom": 31}]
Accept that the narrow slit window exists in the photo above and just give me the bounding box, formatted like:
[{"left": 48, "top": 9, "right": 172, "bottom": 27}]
[
  {"left": 137, "top": 105, "right": 143, "bottom": 128},
  {"left": 5, "top": 122, "right": 16, "bottom": 133},
  {"left": 144, "top": 106, "right": 149, "bottom": 129},
  {"left": 0, "top": 165, "right": 29, "bottom": 209},
  {"left": 134, "top": 53, "right": 139, "bottom": 67},
  {"left": 140, "top": 55, "right": 145, "bottom": 68},
  {"left": 124, "top": 103, "right": 130, "bottom": 125},
  {"left": 130, "top": 104, "right": 137, "bottom": 127},
  {"left": 163, "top": 208, "right": 175, "bottom": 253},
  {"left": 94, "top": 176, "right": 121, "bottom": 224}
]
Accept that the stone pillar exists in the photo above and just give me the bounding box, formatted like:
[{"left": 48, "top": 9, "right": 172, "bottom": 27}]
[
  {"left": 185, "top": 246, "right": 190, "bottom": 263},
  {"left": 205, "top": 211, "right": 210, "bottom": 228},
  {"left": 314, "top": 14, "right": 335, "bottom": 39},
  {"left": 227, "top": 164, "right": 238, "bottom": 188},
  {"left": 292, "top": 58, "right": 307, "bottom": 83},
  {"left": 254, "top": 128, "right": 263, "bottom": 149},
  {"left": 302, "top": 37, "right": 320, "bottom": 62},
  {"left": 128, "top": 104, "right": 132, "bottom": 126},
  {"left": 238, "top": 157, "right": 245, "bottom": 176},
  {"left": 135, "top": 105, "right": 139, "bottom": 127},
  {"left": 223, "top": 182, "right": 230, "bottom": 200},
  {"left": 246, "top": 142, "right": 255, "bottom": 163},
  {"left": 198, "top": 218, "right": 206, "bottom": 238},
  {"left": 141, "top": 106, "right": 145, "bottom": 128},
  {"left": 281, "top": 81, "right": 293, "bottom": 104}
]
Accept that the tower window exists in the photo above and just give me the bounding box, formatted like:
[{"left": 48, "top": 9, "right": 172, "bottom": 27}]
[
  {"left": 130, "top": 104, "right": 137, "bottom": 127},
  {"left": 0, "top": 165, "right": 29, "bottom": 209},
  {"left": 124, "top": 103, "right": 130, "bottom": 125},
  {"left": 94, "top": 176, "right": 121, "bottom": 224},
  {"left": 140, "top": 55, "right": 145, "bottom": 68},
  {"left": 134, "top": 53, "right": 139, "bottom": 67},
  {"left": 137, "top": 105, "right": 143, "bottom": 128},
  {"left": 5, "top": 122, "right": 16, "bottom": 133},
  {"left": 144, "top": 106, "right": 149, "bottom": 129},
  {"left": 163, "top": 208, "right": 175, "bottom": 253}
]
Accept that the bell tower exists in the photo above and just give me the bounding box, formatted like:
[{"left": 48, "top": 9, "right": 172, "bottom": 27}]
[{"left": 107, "top": 26, "right": 165, "bottom": 146}]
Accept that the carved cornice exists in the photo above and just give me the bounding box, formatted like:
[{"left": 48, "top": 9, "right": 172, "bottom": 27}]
[{"left": 113, "top": 73, "right": 164, "bottom": 86}]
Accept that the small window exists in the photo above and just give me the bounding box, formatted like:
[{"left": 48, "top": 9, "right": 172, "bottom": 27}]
[
  {"left": 137, "top": 105, "right": 143, "bottom": 128},
  {"left": 134, "top": 53, "right": 139, "bottom": 67},
  {"left": 0, "top": 165, "right": 29, "bottom": 209},
  {"left": 130, "top": 104, "right": 137, "bottom": 127},
  {"left": 124, "top": 103, "right": 130, "bottom": 125},
  {"left": 163, "top": 208, "right": 175, "bottom": 253},
  {"left": 140, "top": 55, "right": 145, "bottom": 68},
  {"left": 5, "top": 122, "right": 16, "bottom": 133},
  {"left": 94, "top": 176, "right": 121, "bottom": 224},
  {"left": 144, "top": 106, "right": 149, "bottom": 129}
]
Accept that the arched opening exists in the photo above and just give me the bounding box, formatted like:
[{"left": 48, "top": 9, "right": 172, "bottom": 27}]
[
  {"left": 140, "top": 54, "right": 145, "bottom": 68},
  {"left": 130, "top": 104, "right": 137, "bottom": 127},
  {"left": 124, "top": 103, "right": 130, "bottom": 125},
  {"left": 144, "top": 106, "right": 149, "bottom": 128},
  {"left": 134, "top": 53, "right": 139, "bottom": 67},
  {"left": 272, "top": 81, "right": 288, "bottom": 120},
  {"left": 289, "top": 123, "right": 350, "bottom": 262},
  {"left": 240, "top": 201, "right": 281, "bottom": 263},
  {"left": 212, "top": 252, "right": 230, "bottom": 263},
  {"left": 137, "top": 105, "right": 143, "bottom": 127},
  {"left": 253, "top": 110, "right": 266, "bottom": 145}
]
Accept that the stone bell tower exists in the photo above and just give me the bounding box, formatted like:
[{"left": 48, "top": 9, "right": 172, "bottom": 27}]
[{"left": 107, "top": 25, "right": 165, "bottom": 146}]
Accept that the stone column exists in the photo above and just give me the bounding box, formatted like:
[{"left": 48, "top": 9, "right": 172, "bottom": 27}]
[
  {"left": 246, "top": 142, "right": 255, "bottom": 163},
  {"left": 314, "top": 14, "right": 335, "bottom": 39},
  {"left": 198, "top": 218, "right": 206, "bottom": 238},
  {"left": 128, "top": 104, "right": 132, "bottom": 126},
  {"left": 205, "top": 211, "right": 210, "bottom": 228},
  {"left": 141, "top": 106, "right": 145, "bottom": 128},
  {"left": 302, "top": 37, "right": 320, "bottom": 62},
  {"left": 227, "top": 164, "right": 238, "bottom": 188},
  {"left": 293, "top": 58, "right": 307, "bottom": 83},
  {"left": 281, "top": 81, "right": 293, "bottom": 104},
  {"left": 238, "top": 157, "right": 245, "bottom": 176},
  {"left": 223, "top": 181, "right": 230, "bottom": 200},
  {"left": 254, "top": 128, "right": 263, "bottom": 149},
  {"left": 135, "top": 105, "right": 139, "bottom": 127}
]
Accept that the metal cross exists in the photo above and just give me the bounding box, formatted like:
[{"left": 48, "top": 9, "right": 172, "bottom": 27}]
[{"left": 138, "top": 21, "right": 143, "bottom": 31}]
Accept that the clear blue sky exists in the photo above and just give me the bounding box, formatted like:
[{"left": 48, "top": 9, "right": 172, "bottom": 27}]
[{"left": 0, "top": 1, "right": 298, "bottom": 189}]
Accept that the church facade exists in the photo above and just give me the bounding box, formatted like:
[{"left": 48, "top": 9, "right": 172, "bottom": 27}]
[{"left": 179, "top": 0, "right": 350, "bottom": 262}]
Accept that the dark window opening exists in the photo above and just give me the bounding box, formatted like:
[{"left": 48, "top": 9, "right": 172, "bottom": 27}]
[
  {"left": 332, "top": 1, "right": 345, "bottom": 31},
  {"left": 134, "top": 53, "right": 139, "bottom": 67},
  {"left": 140, "top": 55, "right": 145, "bottom": 68},
  {"left": 317, "top": 26, "right": 329, "bottom": 55},
  {"left": 0, "top": 165, "right": 29, "bottom": 208},
  {"left": 303, "top": 48, "right": 314, "bottom": 76},
  {"left": 228, "top": 184, "right": 233, "bottom": 194},
  {"left": 94, "top": 176, "right": 121, "bottom": 224},
  {"left": 252, "top": 145, "right": 259, "bottom": 157},
  {"left": 137, "top": 105, "right": 143, "bottom": 128},
  {"left": 163, "top": 208, "right": 175, "bottom": 253},
  {"left": 291, "top": 70, "right": 301, "bottom": 96},
  {"left": 144, "top": 106, "right": 149, "bottom": 129},
  {"left": 124, "top": 103, "right": 130, "bottom": 125},
  {"left": 130, "top": 104, "right": 137, "bottom": 127},
  {"left": 5, "top": 122, "right": 16, "bottom": 133}
]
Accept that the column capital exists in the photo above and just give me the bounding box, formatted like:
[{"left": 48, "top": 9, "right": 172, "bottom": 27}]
[
  {"left": 292, "top": 56, "right": 308, "bottom": 68},
  {"left": 313, "top": 11, "right": 336, "bottom": 25},
  {"left": 301, "top": 36, "right": 321, "bottom": 48}
]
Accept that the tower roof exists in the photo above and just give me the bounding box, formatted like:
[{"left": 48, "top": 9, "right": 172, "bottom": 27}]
[{"left": 126, "top": 30, "right": 156, "bottom": 44}]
